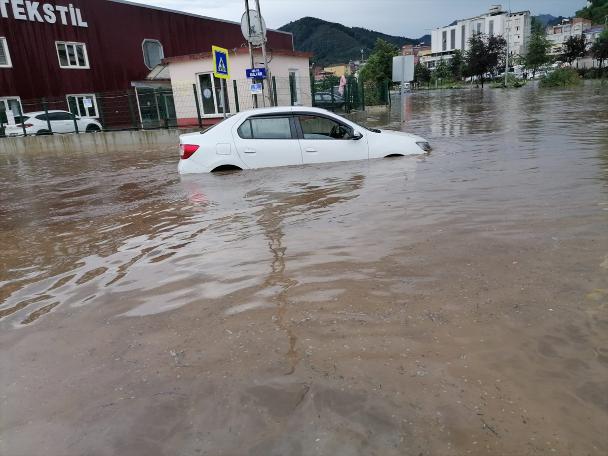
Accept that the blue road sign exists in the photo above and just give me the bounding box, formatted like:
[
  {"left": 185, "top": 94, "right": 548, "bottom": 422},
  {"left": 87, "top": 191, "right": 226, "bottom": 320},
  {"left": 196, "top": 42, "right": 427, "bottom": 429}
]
[
  {"left": 246, "top": 68, "right": 267, "bottom": 79},
  {"left": 212, "top": 46, "right": 230, "bottom": 79}
]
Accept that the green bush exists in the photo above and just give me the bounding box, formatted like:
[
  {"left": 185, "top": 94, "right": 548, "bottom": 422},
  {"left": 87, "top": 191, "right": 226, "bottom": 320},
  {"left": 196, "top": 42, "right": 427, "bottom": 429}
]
[
  {"left": 490, "top": 74, "right": 526, "bottom": 88},
  {"left": 578, "top": 68, "right": 608, "bottom": 79},
  {"left": 540, "top": 68, "right": 582, "bottom": 87}
]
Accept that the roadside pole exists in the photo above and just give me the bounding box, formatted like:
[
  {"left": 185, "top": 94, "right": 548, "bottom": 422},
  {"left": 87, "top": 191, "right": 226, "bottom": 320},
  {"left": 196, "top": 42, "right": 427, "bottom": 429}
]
[
  {"left": 212, "top": 45, "right": 230, "bottom": 118},
  {"left": 254, "top": 0, "right": 273, "bottom": 106},
  {"left": 221, "top": 80, "right": 227, "bottom": 119},
  {"left": 392, "top": 55, "right": 414, "bottom": 124},
  {"left": 245, "top": 0, "right": 258, "bottom": 108},
  {"left": 400, "top": 79, "right": 405, "bottom": 124},
  {"left": 505, "top": 1, "right": 511, "bottom": 87}
]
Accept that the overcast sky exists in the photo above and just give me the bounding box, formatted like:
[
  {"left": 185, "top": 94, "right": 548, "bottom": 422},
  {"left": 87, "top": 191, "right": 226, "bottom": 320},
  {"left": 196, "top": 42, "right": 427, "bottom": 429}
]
[{"left": 125, "top": 0, "right": 584, "bottom": 37}]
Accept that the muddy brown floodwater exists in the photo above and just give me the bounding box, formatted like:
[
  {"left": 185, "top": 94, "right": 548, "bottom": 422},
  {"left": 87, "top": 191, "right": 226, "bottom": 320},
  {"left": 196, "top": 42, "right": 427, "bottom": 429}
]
[{"left": 1, "top": 82, "right": 608, "bottom": 455}]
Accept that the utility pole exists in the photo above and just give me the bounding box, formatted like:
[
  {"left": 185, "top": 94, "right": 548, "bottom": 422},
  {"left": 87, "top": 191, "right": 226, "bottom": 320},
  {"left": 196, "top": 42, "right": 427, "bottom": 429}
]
[
  {"left": 255, "top": 0, "right": 273, "bottom": 106},
  {"left": 244, "top": 0, "right": 258, "bottom": 108},
  {"left": 504, "top": 1, "right": 511, "bottom": 87}
]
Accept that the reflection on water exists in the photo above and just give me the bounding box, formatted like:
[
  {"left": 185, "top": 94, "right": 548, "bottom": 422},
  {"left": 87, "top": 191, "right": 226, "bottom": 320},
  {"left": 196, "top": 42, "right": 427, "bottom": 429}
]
[{"left": 1, "top": 82, "right": 608, "bottom": 455}]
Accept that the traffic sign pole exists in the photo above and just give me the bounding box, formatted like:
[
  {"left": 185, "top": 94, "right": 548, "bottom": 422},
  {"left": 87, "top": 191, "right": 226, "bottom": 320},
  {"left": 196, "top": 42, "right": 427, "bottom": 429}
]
[
  {"left": 244, "top": 0, "right": 258, "bottom": 108},
  {"left": 220, "top": 80, "right": 226, "bottom": 118},
  {"left": 254, "top": 0, "right": 273, "bottom": 106}
]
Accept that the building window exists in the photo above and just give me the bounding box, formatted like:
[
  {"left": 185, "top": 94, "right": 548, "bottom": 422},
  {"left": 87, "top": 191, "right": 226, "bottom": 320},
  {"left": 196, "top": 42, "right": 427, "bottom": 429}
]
[
  {"left": 450, "top": 29, "right": 456, "bottom": 50},
  {"left": 489, "top": 20, "right": 494, "bottom": 36},
  {"left": 56, "top": 42, "right": 89, "bottom": 69},
  {"left": 289, "top": 69, "right": 301, "bottom": 105},
  {"left": 477, "top": 22, "right": 482, "bottom": 34},
  {"left": 461, "top": 25, "right": 466, "bottom": 50},
  {"left": 67, "top": 94, "right": 99, "bottom": 118},
  {"left": 197, "top": 73, "right": 230, "bottom": 116},
  {"left": 0, "top": 97, "right": 22, "bottom": 125},
  {"left": 142, "top": 39, "right": 164, "bottom": 69},
  {"left": 0, "top": 37, "right": 12, "bottom": 68},
  {"left": 442, "top": 31, "right": 447, "bottom": 51}
]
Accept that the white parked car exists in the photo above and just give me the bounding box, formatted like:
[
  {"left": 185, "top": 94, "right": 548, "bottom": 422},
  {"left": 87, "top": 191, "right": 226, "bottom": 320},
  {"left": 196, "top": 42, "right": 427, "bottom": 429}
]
[
  {"left": 4, "top": 110, "right": 102, "bottom": 136},
  {"left": 178, "top": 107, "right": 431, "bottom": 174}
]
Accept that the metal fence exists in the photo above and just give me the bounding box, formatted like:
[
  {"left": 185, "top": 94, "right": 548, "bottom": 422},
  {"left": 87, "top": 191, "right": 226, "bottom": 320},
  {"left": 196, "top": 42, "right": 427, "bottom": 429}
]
[{"left": 0, "top": 75, "right": 390, "bottom": 137}]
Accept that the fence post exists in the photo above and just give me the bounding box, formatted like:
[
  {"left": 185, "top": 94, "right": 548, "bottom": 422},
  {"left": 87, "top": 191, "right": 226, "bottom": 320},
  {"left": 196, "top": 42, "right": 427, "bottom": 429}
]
[
  {"left": 330, "top": 86, "right": 335, "bottom": 111},
  {"left": 153, "top": 89, "right": 161, "bottom": 129},
  {"left": 360, "top": 80, "right": 365, "bottom": 111},
  {"left": 310, "top": 74, "right": 316, "bottom": 107},
  {"left": 16, "top": 102, "right": 27, "bottom": 137},
  {"left": 96, "top": 93, "right": 105, "bottom": 131},
  {"left": 72, "top": 112, "right": 80, "bottom": 134},
  {"left": 233, "top": 80, "right": 240, "bottom": 113},
  {"left": 127, "top": 90, "right": 139, "bottom": 130},
  {"left": 161, "top": 90, "right": 169, "bottom": 129},
  {"left": 42, "top": 98, "right": 53, "bottom": 135},
  {"left": 192, "top": 84, "right": 203, "bottom": 128},
  {"left": 272, "top": 76, "right": 278, "bottom": 107}
]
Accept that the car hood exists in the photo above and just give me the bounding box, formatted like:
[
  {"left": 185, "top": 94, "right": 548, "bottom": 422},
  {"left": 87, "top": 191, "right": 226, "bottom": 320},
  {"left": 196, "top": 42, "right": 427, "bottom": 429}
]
[{"left": 377, "top": 129, "right": 426, "bottom": 142}]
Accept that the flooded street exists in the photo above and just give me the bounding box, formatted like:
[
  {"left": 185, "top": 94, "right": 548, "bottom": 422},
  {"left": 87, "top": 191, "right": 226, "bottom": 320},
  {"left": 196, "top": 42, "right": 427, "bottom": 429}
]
[{"left": 1, "top": 82, "right": 608, "bottom": 455}]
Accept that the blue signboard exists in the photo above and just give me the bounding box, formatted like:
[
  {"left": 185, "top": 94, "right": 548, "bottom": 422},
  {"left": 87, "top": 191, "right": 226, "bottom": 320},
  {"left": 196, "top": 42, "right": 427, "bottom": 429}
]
[
  {"left": 212, "top": 46, "right": 230, "bottom": 79},
  {"left": 246, "top": 68, "right": 267, "bottom": 79}
]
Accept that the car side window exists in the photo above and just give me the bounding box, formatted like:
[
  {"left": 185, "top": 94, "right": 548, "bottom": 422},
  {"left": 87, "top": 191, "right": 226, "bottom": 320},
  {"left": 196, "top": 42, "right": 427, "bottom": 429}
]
[
  {"left": 298, "top": 115, "right": 352, "bottom": 140},
  {"left": 36, "top": 114, "right": 48, "bottom": 121},
  {"left": 239, "top": 117, "right": 293, "bottom": 140},
  {"left": 51, "top": 112, "right": 74, "bottom": 121},
  {"left": 237, "top": 120, "right": 253, "bottom": 139}
]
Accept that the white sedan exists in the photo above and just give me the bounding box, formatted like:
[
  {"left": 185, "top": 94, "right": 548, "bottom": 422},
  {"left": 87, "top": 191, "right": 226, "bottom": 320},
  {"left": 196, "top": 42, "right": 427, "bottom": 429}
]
[
  {"left": 178, "top": 107, "right": 430, "bottom": 174},
  {"left": 4, "top": 110, "right": 102, "bottom": 136}
]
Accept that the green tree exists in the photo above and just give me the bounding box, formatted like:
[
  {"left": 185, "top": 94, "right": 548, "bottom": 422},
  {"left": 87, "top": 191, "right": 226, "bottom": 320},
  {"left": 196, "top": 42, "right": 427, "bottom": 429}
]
[
  {"left": 414, "top": 62, "right": 431, "bottom": 85},
  {"left": 359, "top": 39, "right": 399, "bottom": 84},
  {"left": 524, "top": 29, "right": 552, "bottom": 78},
  {"left": 561, "top": 35, "right": 588, "bottom": 66},
  {"left": 487, "top": 35, "right": 507, "bottom": 75},
  {"left": 530, "top": 16, "right": 545, "bottom": 35},
  {"left": 435, "top": 59, "right": 451, "bottom": 80},
  {"left": 465, "top": 34, "right": 507, "bottom": 87},
  {"left": 576, "top": 0, "right": 608, "bottom": 25},
  {"left": 449, "top": 49, "right": 465, "bottom": 80},
  {"left": 591, "top": 29, "right": 608, "bottom": 69}
]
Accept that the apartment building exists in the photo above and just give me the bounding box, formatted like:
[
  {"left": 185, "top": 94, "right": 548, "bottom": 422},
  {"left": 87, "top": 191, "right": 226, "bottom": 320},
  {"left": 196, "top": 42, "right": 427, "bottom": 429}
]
[{"left": 425, "top": 5, "right": 531, "bottom": 69}]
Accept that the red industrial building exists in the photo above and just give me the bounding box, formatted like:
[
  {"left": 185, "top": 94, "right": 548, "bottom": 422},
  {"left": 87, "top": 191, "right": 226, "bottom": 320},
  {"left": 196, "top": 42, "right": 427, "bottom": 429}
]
[{"left": 0, "top": 0, "right": 293, "bottom": 128}]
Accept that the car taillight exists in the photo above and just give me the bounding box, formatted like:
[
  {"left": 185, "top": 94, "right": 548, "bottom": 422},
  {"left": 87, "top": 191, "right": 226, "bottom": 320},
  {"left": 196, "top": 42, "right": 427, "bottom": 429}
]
[
  {"left": 180, "top": 144, "right": 199, "bottom": 159},
  {"left": 18, "top": 123, "right": 33, "bottom": 128}
]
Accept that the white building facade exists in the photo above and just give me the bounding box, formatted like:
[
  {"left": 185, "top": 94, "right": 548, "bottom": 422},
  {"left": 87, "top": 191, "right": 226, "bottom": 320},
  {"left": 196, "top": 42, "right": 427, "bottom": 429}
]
[
  {"left": 546, "top": 18, "right": 594, "bottom": 55},
  {"left": 164, "top": 48, "right": 312, "bottom": 127},
  {"left": 425, "top": 5, "right": 531, "bottom": 69}
]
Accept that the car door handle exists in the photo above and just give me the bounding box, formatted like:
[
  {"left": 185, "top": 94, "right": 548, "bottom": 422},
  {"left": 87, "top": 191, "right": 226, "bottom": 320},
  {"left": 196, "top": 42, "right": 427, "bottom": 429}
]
[
  {"left": 305, "top": 148, "right": 317, "bottom": 153},
  {"left": 244, "top": 148, "right": 256, "bottom": 154}
]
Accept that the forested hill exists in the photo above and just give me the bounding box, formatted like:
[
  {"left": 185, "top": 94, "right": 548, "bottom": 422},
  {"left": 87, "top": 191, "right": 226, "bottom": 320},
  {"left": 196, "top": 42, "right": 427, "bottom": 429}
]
[{"left": 278, "top": 17, "right": 427, "bottom": 66}]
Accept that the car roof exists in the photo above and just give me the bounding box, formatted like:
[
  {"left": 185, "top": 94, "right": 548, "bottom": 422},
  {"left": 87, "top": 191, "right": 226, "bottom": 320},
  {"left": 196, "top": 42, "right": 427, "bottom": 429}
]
[
  {"left": 22, "top": 110, "right": 70, "bottom": 116},
  {"left": 236, "top": 106, "right": 336, "bottom": 118}
]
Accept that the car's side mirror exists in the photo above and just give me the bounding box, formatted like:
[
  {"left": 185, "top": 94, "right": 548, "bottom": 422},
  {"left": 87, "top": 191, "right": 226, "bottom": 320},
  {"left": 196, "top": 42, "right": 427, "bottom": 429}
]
[{"left": 351, "top": 131, "right": 363, "bottom": 140}]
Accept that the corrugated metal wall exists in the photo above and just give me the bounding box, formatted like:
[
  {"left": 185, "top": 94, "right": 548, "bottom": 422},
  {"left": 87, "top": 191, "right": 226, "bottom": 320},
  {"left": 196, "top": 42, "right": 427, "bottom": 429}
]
[{"left": 0, "top": 0, "right": 293, "bottom": 100}]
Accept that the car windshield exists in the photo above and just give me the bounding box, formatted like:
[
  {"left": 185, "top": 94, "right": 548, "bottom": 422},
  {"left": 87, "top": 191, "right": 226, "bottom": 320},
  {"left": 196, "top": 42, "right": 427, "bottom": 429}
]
[{"left": 13, "top": 116, "right": 29, "bottom": 124}]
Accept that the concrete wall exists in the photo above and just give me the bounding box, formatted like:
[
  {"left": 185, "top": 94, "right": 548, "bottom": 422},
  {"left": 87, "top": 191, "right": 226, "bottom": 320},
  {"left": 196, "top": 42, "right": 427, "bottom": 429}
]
[{"left": 0, "top": 129, "right": 192, "bottom": 155}]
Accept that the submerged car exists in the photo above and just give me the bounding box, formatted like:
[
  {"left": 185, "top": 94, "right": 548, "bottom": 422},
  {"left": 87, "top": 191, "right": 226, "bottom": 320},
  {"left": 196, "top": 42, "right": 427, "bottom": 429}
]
[
  {"left": 178, "top": 107, "right": 431, "bottom": 174},
  {"left": 3, "top": 110, "right": 102, "bottom": 136}
]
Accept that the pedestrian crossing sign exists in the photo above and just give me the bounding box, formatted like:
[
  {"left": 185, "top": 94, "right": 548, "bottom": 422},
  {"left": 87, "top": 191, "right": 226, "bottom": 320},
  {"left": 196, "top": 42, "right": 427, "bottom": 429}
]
[{"left": 212, "top": 46, "right": 230, "bottom": 79}]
